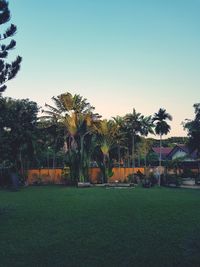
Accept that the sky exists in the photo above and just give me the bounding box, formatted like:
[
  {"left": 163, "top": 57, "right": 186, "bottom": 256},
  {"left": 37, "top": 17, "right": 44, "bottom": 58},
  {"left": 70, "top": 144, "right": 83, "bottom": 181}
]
[{"left": 4, "top": 0, "right": 200, "bottom": 137}]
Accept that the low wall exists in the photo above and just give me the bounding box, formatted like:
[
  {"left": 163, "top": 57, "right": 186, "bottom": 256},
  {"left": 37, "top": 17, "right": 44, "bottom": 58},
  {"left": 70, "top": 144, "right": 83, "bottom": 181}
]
[
  {"left": 28, "top": 169, "right": 63, "bottom": 184},
  {"left": 89, "top": 167, "right": 144, "bottom": 183},
  {"left": 27, "top": 167, "right": 144, "bottom": 185}
]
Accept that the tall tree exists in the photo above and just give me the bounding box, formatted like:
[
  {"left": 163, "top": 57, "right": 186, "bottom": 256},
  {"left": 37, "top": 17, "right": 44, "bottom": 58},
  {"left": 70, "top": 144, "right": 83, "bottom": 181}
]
[
  {"left": 183, "top": 103, "right": 200, "bottom": 175},
  {"left": 152, "top": 108, "right": 172, "bottom": 186},
  {"left": 95, "top": 119, "right": 117, "bottom": 183},
  {"left": 124, "top": 109, "right": 154, "bottom": 170},
  {"left": 43, "top": 92, "right": 100, "bottom": 183},
  {"left": 0, "top": 0, "right": 22, "bottom": 94},
  {"left": 112, "top": 116, "right": 126, "bottom": 170},
  {"left": 124, "top": 109, "right": 143, "bottom": 169},
  {"left": 0, "top": 97, "right": 39, "bottom": 175}
]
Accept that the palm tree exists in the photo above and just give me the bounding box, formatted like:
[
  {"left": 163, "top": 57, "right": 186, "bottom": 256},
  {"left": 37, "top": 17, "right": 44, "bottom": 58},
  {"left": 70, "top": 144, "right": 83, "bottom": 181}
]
[
  {"left": 124, "top": 109, "right": 154, "bottom": 172},
  {"left": 140, "top": 115, "right": 155, "bottom": 137},
  {"left": 42, "top": 92, "right": 100, "bottom": 183},
  {"left": 124, "top": 109, "right": 143, "bottom": 169},
  {"left": 152, "top": 108, "right": 172, "bottom": 186},
  {"left": 96, "top": 120, "right": 117, "bottom": 183},
  {"left": 139, "top": 116, "right": 154, "bottom": 170},
  {"left": 112, "top": 116, "right": 126, "bottom": 177}
]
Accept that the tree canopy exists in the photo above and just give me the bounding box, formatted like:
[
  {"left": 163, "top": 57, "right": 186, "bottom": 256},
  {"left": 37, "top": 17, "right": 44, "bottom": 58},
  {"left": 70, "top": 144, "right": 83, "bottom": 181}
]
[
  {"left": 0, "top": 97, "right": 39, "bottom": 171},
  {"left": 184, "top": 103, "right": 200, "bottom": 158},
  {"left": 0, "top": 0, "right": 22, "bottom": 94}
]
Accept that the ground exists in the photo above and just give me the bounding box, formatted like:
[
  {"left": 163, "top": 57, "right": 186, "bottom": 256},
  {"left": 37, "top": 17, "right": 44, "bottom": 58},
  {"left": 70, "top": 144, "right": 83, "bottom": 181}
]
[{"left": 0, "top": 186, "right": 200, "bottom": 267}]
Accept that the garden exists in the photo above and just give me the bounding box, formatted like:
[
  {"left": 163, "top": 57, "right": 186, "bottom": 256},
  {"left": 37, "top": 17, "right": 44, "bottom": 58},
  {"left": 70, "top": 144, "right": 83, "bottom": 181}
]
[{"left": 1, "top": 1, "right": 200, "bottom": 266}]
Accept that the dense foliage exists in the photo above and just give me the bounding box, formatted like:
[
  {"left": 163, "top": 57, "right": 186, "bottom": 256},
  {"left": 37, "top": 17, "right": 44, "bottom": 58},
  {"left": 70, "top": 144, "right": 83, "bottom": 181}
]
[
  {"left": 0, "top": 0, "right": 22, "bottom": 94},
  {"left": 0, "top": 98, "right": 38, "bottom": 170},
  {"left": 184, "top": 103, "right": 200, "bottom": 158}
]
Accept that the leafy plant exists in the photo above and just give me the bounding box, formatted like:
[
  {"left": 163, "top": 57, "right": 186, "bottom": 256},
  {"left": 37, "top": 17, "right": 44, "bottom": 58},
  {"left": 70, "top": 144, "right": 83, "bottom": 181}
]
[{"left": 142, "top": 178, "right": 151, "bottom": 188}]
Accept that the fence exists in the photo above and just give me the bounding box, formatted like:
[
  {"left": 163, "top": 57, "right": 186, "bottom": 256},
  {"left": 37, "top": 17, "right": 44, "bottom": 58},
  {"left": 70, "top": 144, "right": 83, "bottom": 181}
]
[{"left": 27, "top": 167, "right": 145, "bottom": 185}]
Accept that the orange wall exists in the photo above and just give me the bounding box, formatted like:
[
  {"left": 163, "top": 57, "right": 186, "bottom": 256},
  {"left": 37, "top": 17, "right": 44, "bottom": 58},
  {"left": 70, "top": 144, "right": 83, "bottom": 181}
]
[
  {"left": 28, "top": 167, "right": 144, "bottom": 184},
  {"left": 28, "top": 169, "right": 62, "bottom": 184},
  {"left": 89, "top": 167, "right": 144, "bottom": 183}
]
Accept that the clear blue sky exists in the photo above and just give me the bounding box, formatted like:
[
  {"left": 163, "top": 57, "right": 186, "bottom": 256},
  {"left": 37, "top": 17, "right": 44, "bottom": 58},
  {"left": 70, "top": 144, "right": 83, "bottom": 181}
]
[{"left": 5, "top": 0, "right": 200, "bottom": 136}]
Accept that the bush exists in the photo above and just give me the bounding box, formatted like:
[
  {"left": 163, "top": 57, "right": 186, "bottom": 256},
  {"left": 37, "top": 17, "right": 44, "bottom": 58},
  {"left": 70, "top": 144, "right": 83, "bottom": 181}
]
[
  {"left": 142, "top": 178, "right": 151, "bottom": 188},
  {"left": 127, "top": 173, "right": 139, "bottom": 184},
  {"left": 61, "top": 166, "right": 75, "bottom": 185},
  {"left": 181, "top": 169, "right": 196, "bottom": 178},
  {"left": 127, "top": 170, "right": 145, "bottom": 184},
  {"left": 136, "top": 170, "right": 145, "bottom": 180},
  {"left": 164, "top": 174, "right": 182, "bottom": 187},
  {"left": 149, "top": 173, "right": 158, "bottom": 186}
]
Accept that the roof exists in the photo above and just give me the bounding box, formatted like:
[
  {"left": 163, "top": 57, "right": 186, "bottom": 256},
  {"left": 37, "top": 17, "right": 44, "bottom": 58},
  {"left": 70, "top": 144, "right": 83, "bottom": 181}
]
[
  {"left": 176, "top": 144, "right": 189, "bottom": 153},
  {"left": 167, "top": 144, "right": 197, "bottom": 159},
  {"left": 152, "top": 147, "right": 173, "bottom": 156}
]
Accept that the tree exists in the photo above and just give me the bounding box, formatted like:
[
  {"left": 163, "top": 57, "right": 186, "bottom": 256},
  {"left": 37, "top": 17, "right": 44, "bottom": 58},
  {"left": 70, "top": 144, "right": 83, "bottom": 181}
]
[
  {"left": 152, "top": 108, "right": 172, "bottom": 186},
  {"left": 0, "top": 97, "right": 39, "bottom": 179},
  {"left": 95, "top": 120, "right": 117, "bottom": 183},
  {"left": 112, "top": 116, "right": 127, "bottom": 170},
  {"left": 183, "top": 103, "right": 200, "bottom": 176},
  {"left": 43, "top": 92, "right": 100, "bottom": 183},
  {"left": 124, "top": 109, "right": 143, "bottom": 169},
  {"left": 35, "top": 119, "right": 65, "bottom": 169},
  {"left": 124, "top": 109, "right": 154, "bottom": 170},
  {"left": 0, "top": 0, "right": 22, "bottom": 94}
]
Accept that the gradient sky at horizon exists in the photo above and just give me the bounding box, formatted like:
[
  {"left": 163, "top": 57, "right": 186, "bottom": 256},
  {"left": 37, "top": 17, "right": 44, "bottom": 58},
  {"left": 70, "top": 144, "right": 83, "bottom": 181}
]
[{"left": 4, "top": 0, "right": 200, "bottom": 137}]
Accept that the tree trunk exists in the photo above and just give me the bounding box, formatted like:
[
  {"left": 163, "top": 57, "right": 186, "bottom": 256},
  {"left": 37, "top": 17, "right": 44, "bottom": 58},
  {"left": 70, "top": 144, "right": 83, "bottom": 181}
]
[
  {"left": 118, "top": 144, "right": 121, "bottom": 179},
  {"left": 19, "top": 149, "right": 24, "bottom": 177},
  {"left": 132, "top": 135, "right": 135, "bottom": 168},
  {"left": 138, "top": 152, "right": 140, "bottom": 167},
  {"left": 144, "top": 151, "right": 147, "bottom": 176},
  {"left": 127, "top": 150, "right": 130, "bottom": 168},
  {"left": 198, "top": 159, "right": 200, "bottom": 179},
  {"left": 132, "top": 133, "right": 135, "bottom": 179},
  {"left": 159, "top": 135, "right": 162, "bottom": 186},
  {"left": 103, "top": 154, "right": 107, "bottom": 183},
  {"left": 79, "top": 136, "right": 84, "bottom": 182},
  {"left": 52, "top": 153, "right": 55, "bottom": 169}
]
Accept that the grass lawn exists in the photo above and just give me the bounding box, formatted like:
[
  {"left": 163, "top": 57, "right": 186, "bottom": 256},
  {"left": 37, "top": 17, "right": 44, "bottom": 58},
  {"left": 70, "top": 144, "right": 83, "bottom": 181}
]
[{"left": 1, "top": 186, "right": 200, "bottom": 267}]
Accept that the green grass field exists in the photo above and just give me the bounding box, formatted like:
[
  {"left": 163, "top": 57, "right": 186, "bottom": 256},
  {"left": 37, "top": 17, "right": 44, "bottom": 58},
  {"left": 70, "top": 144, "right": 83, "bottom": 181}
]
[{"left": 1, "top": 186, "right": 200, "bottom": 267}]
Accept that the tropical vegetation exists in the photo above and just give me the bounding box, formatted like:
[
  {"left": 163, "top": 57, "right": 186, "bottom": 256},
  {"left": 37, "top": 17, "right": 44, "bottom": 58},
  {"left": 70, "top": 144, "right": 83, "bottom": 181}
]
[{"left": 0, "top": 0, "right": 22, "bottom": 94}]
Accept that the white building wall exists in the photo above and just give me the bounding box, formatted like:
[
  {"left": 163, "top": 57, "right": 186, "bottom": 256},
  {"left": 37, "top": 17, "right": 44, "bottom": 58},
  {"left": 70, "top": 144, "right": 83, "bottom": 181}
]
[{"left": 172, "top": 150, "right": 187, "bottom": 160}]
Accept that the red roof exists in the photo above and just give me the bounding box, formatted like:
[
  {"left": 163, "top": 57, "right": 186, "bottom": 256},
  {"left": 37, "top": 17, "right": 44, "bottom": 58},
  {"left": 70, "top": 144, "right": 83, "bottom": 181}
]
[{"left": 152, "top": 147, "right": 173, "bottom": 156}]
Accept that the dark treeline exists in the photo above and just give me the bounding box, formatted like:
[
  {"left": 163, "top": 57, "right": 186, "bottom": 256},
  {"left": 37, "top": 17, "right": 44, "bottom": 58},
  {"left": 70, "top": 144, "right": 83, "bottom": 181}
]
[
  {"left": 1, "top": 92, "right": 200, "bottom": 184},
  {"left": 0, "top": 1, "right": 200, "bottom": 185}
]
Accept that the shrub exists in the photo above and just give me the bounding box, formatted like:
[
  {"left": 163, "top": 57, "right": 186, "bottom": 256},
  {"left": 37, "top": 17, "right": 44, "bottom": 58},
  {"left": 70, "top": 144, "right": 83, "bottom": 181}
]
[
  {"left": 136, "top": 170, "right": 145, "bottom": 180},
  {"left": 164, "top": 174, "right": 182, "bottom": 187},
  {"left": 127, "top": 173, "right": 139, "bottom": 184},
  {"left": 142, "top": 178, "right": 151, "bottom": 188},
  {"left": 149, "top": 173, "right": 158, "bottom": 186},
  {"left": 181, "top": 169, "right": 196, "bottom": 178},
  {"left": 61, "top": 166, "right": 75, "bottom": 185}
]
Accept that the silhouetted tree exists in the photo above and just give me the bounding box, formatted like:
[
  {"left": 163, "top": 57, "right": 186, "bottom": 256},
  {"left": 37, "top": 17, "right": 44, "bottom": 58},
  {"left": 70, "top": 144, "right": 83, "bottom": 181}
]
[
  {"left": 184, "top": 103, "right": 200, "bottom": 176},
  {"left": 0, "top": 97, "right": 39, "bottom": 175},
  {"left": 0, "top": 0, "right": 22, "bottom": 94},
  {"left": 152, "top": 108, "right": 172, "bottom": 185}
]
